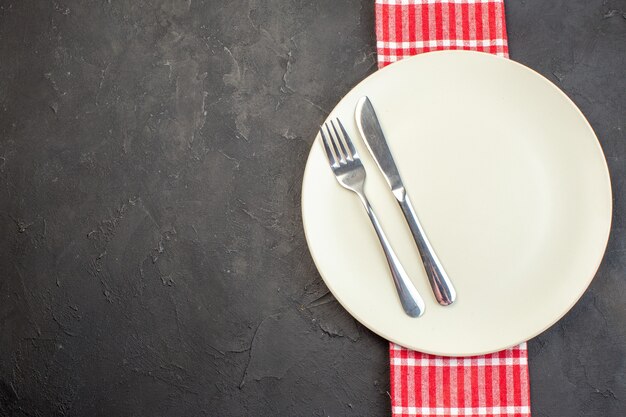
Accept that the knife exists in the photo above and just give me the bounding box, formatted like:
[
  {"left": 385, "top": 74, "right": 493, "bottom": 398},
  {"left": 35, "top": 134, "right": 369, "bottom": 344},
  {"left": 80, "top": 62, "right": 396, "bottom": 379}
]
[{"left": 355, "top": 96, "right": 456, "bottom": 306}]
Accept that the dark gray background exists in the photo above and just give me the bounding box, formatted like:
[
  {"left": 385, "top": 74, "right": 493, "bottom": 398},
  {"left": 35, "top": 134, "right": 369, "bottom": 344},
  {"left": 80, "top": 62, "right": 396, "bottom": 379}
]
[{"left": 0, "top": 0, "right": 624, "bottom": 416}]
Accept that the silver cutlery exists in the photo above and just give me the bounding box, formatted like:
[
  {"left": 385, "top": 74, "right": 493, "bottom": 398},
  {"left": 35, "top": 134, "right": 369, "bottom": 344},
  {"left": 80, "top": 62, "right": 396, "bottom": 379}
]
[
  {"left": 319, "top": 119, "right": 425, "bottom": 317},
  {"left": 355, "top": 96, "right": 456, "bottom": 306}
]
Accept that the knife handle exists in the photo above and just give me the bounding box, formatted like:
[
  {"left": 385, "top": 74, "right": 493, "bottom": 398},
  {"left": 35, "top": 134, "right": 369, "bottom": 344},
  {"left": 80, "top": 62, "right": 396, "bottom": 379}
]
[
  {"left": 397, "top": 191, "right": 456, "bottom": 306},
  {"left": 356, "top": 191, "right": 425, "bottom": 317}
]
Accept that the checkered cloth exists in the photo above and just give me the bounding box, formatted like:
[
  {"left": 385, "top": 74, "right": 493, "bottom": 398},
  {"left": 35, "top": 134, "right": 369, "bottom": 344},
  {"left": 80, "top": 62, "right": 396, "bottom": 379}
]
[
  {"left": 390, "top": 343, "right": 530, "bottom": 416},
  {"left": 375, "top": 1, "right": 531, "bottom": 416},
  {"left": 376, "top": 0, "right": 509, "bottom": 67}
]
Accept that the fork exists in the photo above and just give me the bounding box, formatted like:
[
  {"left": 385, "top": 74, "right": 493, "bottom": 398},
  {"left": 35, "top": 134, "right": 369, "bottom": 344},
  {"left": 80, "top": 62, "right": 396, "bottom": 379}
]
[{"left": 319, "top": 119, "right": 425, "bottom": 317}]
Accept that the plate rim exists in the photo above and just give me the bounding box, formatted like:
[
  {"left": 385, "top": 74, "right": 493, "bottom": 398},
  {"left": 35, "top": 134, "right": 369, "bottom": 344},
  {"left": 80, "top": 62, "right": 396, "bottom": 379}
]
[{"left": 301, "top": 50, "right": 613, "bottom": 356}]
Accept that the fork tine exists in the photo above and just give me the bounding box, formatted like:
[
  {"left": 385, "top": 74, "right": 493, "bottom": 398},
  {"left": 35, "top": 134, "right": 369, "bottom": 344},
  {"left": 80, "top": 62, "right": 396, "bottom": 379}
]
[
  {"left": 336, "top": 118, "right": 358, "bottom": 159},
  {"left": 325, "top": 122, "right": 345, "bottom": 163},
  {"left": 330, "top": 119, "right": 351, "bottom": 161},
  {"left": 319, "top": 126, "right": 337, "bottom": 166}
]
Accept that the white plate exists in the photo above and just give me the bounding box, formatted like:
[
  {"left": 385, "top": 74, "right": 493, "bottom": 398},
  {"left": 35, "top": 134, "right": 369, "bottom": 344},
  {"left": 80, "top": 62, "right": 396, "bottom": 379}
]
[{"left": 301, "top": 51, "right": 612, "bottom": 356}]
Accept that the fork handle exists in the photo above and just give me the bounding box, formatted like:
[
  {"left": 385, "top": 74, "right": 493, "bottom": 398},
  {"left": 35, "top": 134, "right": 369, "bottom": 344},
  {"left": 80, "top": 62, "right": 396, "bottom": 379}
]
[
  {"left": 397, "top": 192, "right": 456, "bottom": 306},
  {"left": 356, "top": 192, "right": 425, "bottom": 318}
]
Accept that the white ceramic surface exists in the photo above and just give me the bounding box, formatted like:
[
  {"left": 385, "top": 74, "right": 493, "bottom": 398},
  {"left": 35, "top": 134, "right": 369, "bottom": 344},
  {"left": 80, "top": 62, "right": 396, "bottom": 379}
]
[{"left": 301, "top": 51, "right": 612, "bottom": 356}]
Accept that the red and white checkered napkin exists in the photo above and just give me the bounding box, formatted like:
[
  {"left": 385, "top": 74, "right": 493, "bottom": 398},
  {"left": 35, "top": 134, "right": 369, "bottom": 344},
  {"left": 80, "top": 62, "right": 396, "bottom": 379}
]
[
  {"left": 375, "top": 1, "right": 531, "bottom": 416},
  {"left": 390, "top": 344, "right": 530, "bottom": 417},
  {"left": 376, "top": 0, "right": 508, "bottom": 67}
]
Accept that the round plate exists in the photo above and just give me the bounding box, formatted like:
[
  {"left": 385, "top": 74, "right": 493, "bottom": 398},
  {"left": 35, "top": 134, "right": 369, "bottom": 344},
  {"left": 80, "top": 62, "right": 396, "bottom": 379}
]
[{"left": 301, "top": 51, "right": 612, "bottom": 356}]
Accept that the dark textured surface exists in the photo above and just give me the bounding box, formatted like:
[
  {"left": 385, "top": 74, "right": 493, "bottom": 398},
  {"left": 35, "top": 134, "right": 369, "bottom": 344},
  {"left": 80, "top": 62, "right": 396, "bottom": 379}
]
[{"left": 0, "top": 0, "right": 623, "bottom": 416}]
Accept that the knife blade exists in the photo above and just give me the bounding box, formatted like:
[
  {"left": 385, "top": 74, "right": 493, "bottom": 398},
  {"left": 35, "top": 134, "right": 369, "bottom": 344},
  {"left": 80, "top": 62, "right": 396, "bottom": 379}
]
[{"left": 355, "top": 96, "right": 456, "bottom": 306}]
